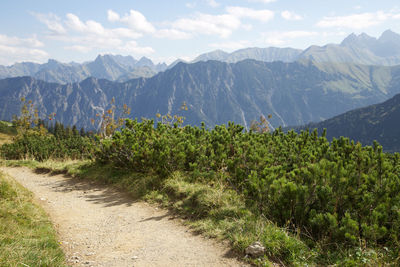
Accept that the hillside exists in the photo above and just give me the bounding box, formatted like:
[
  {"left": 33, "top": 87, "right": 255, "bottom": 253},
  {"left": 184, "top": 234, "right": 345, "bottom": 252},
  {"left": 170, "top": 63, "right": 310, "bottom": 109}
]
[
  {"left": 291, "top": 91, "right": 400, "bottom": 152},
  {"left": 0, "top": 59, "right": 399, "bottom": 130},
  {"left": 0, "top": 121, "right": 15, "bottom": 145}
]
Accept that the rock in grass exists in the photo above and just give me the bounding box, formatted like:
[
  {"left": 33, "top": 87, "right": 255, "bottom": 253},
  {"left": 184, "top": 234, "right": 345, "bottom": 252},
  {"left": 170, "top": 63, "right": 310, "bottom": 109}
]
[{"left": 245, "top": 241, "right": 265, "bottom": 257}]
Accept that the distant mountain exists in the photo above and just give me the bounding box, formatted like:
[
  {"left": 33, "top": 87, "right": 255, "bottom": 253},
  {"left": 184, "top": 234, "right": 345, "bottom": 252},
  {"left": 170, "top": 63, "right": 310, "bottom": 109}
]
[
  {"left": 2, "top": 30, "right": 400, "bottom": 85},
  {"left": 193, "top": 30, "right": 400, "bottom": 66},
  {"left": 1, "top": 60, "right": 400, "bottom": 130},
  {"left": 0, "top": 55, "right": 166, "bottom": 84},
  {"left": 167, "top": 59, "right": 189, "bottom": 69},
  {"left": 291, "top": 85, "right": 400, "bottom": 152},
  {"left": 193, "top": 47, "right": 302, "bottom": 63},
  {"left": 298, "top": 30, "right": 400, "bottom": 65}
]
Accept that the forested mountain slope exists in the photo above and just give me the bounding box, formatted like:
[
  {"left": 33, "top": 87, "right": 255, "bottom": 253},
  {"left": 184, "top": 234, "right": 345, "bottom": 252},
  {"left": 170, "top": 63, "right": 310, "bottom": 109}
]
[{"left": 291, "top": 91, "right": 400, "bottom": 152}]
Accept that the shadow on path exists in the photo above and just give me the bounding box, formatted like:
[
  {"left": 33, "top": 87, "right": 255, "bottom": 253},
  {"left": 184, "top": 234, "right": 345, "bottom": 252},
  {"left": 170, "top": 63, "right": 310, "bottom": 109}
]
[{"left": 34, "top": 168, "right": 137, "bottom": 208}]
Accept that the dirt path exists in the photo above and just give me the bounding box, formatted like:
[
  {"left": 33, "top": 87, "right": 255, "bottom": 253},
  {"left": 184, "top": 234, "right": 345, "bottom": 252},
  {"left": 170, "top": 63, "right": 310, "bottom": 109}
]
[{"left": 1, "top": 167, "right": 246, "bottom": 267}]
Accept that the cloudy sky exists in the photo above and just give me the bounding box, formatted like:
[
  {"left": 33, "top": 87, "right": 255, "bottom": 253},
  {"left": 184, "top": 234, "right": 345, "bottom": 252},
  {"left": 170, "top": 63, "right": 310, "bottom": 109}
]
[{"left": 1, "top": 0, "right": 400, "bottom": 65}]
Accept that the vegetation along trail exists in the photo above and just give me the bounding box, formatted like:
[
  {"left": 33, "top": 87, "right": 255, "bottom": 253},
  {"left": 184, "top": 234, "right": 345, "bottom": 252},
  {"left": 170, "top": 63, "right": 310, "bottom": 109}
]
[{"left": 1, "top": 167, "right": 245, "bottom": 267}]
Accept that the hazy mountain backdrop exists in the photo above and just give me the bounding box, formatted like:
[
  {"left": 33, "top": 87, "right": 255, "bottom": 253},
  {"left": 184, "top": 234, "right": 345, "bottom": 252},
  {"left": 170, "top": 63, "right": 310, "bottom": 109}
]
[
  {"left": 2, "top": 30, "right": 400, "bottom": 85},
  {"left": 194, "top": 30, "right": 400, "bottom": 66},
  {"left": 0, "top": 55, "right": 167, "bottom": 84}
]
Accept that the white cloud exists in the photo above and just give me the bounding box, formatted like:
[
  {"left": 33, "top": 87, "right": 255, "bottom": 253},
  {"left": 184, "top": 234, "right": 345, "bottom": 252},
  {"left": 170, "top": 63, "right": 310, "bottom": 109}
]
[
  {"left": 34, "top": 12, "right": 152, "bottom": 56},
  {"left": 186, "top": 2, "right": 196, "bottom": 8},
  {"left": 120, "top": 41, "right": 155, "bottom": 55},
  {"left": 321, "top": 31, "right": 347, "bottom": 37},
  {"left": 64, "top": 45, "right": 92, "bottom": 53},
  {"left": 247, "top": 0, "right": 276, "bottom": 3},
  {"left": 32, "top": 13, "right": 66, "bottom": 35},
  {"left": 63, "top": 13, "right": 143, "bottom": 40},
  {"left": 0, "top": 34, "right": 44, "bottom": 48},
  {"left": 111, "top": 28, "right": 142, "bottom": 39},
  {"left": 164, "top": 6, "right": 273, "bottom": 39},
  {"left": 0, "top": 34, "right": 48, "bottom": 65},
  {"left": 281, "top": 10, "right": 303, "bottom": 21},
  {"left": 171, "top": 13, "right": 241, "bottom": 38},
  {"left": 112, "top": 9, "right": 156, "bottom": 34},
  {"left": 107, "top": 10, "right": 120, "bottom": 22},
  {"left": 316, "top": 11, "right": 400, "bottom": 29},
  {"left": 242, "top": 24, "right": 253, "bottom": 31},
  {"left": 264, "top": 31, "right": 317, "bottom": 46},
  {"left": 226, "top": 6, "right": 274, "bottom": 22},
  {"left": 392, "top": 13, "right": 400, "bottom": 19},
  {"left": 65, "top": 13, "right": 87, "bottom": 32},
  {"left": 155, "top": 29, "right": 192, "bottom": 40},
  {"left": 206, "top": 0, "right": 220, "bottom": 8},
  {"left": 209, "top": 40, "right": 251, "bottom": 50}
]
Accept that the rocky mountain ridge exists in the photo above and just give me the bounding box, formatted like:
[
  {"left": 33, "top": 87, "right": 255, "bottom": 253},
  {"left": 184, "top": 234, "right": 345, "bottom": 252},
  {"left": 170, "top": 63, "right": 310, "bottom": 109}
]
[
  {"left": 1, "top": 59, "right": 399, "bottom": 130},
  {"left": 0, "top": 55, "right": 167, "bottom": 84}
]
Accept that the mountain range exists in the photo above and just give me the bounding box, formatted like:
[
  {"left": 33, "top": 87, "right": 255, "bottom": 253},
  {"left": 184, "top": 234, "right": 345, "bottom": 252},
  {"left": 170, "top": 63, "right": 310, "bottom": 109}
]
[
  {"left": 2, "top": 29, "right": 400, "bottom": 150},
  {"left": 193, "top": 47, "right": 302, "bottom": 63},
  {"left": 2, "top": 30, "right": 400, "bottom": 85},
  {"left": 0, "top": 55, "right": 167, "bottom": 84},
  {"left": 193, "top": 30, "right": 400, "bottom": 66},
  {"left": 1, "top": 59, "right": 400, "bottom": 131}
]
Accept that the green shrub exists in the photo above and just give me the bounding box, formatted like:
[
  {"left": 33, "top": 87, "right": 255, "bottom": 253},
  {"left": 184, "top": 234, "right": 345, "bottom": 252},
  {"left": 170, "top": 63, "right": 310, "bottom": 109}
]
[
  {"left": 0, "top": 132, "right": 95, "bottom": 161},
  {"left": 5, "top": 116, "right": 400, "bottom": 265},
  {"left": 96, "top": 119, "right": 400, "bottom": 264}
]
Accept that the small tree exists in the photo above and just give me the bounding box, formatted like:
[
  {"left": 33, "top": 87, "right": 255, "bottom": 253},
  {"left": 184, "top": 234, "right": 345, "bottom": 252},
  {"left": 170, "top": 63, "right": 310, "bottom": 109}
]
[
  {"left": 12, "top": 97, "right": 47, "bottom": 136},
  {"left": 93, "top": 98, "right": 131, "bottom": 138},
  {"left": 250, "top": 114, "right": 272, "bottom": 133},
  {"left": 155, "top": 101, "right": 188, "bottom": 126}
]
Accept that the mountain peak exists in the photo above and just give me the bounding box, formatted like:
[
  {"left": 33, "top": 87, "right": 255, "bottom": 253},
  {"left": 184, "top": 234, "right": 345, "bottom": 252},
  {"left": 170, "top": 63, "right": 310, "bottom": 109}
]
[
  {"left": 379, "top": 29, "right": 400, "bottom": 42},
  {"left": 137, "top": 56, "right": 154, "bottom": 67},
  {"left": 95, "top": 54, "right": 113, "bottom": 60},
  {"left": 44, "top": 58, "right": 61, "bottom": 65},
  {"left": 340, "top": 32, "right": 376, "bottom": 47}
]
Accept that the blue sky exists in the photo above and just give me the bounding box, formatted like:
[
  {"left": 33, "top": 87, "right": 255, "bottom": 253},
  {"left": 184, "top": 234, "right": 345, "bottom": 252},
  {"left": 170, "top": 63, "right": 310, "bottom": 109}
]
[{"left": 1, "top": 0, "right": 400, "bottom": 65}]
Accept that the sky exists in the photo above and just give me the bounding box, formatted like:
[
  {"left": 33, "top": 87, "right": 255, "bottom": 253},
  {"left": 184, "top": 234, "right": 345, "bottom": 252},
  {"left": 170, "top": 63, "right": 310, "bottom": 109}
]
[{"left": 1, "top": 0, "right": 400, "bottom": 65}]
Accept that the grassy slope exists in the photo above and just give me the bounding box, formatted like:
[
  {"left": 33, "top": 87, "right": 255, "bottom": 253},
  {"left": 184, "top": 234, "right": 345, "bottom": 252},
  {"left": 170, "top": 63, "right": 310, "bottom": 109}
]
[
  {"left": 0, "top": 121, "right": 16, "bottom": 145},
  {"left": 0, "top": 170, "right": 66, "bottom": 266}
]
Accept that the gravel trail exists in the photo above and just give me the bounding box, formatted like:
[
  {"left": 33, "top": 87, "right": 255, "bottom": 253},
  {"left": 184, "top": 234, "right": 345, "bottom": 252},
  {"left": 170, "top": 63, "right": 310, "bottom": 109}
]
[{"left": 1, "top": 167, "right": 245, "bottom": 267}]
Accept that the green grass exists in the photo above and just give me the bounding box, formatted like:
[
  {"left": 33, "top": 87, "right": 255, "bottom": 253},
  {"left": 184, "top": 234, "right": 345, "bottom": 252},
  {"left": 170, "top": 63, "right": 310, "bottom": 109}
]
[
  {"left": 0, "top": 121, "right": 16, "bottom": 135},
  {"left": 0, "top": 170, "right": 66, "bottom": 266},
  {"left": 0, "top": 121, "right": 16, "bottom": 146}
]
